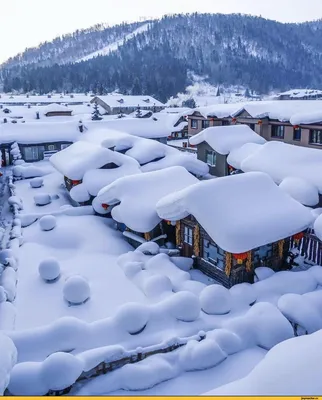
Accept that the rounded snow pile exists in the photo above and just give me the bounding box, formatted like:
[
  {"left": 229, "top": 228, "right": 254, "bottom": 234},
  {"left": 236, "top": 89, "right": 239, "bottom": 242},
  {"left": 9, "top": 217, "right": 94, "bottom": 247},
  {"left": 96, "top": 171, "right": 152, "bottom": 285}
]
[
  {"left": 30, "top": 177, "right": 43, "bottom": 189},
  {"left": 0, "top": 333, "right": 17, "bottom": 395},
  {"left": 34, "top": 193, "right": 51, "bottom": 206},
  {"left": 63, "top": 275, "right": 90, "bottom": 305},
  {"left": 38, "top": 258, "right": 61, "bottom": 282},
  {"left": 12, "top": 166, "right": 22, "bottom": 178},
  {"left": 115, "top": 303, "right": 150, "bottom": 334},
  {"left": 39, "top": 215, "right": 56, "bottom": 231},
  {"left": 200, "top": 285, "right": 232, "bottom": 315},
  {"left": 13, "top": 160, "right": 25, "bottom": 166},
  {"left": 254, "top": 267, "right": 275, "bottom": 282},
  {"left": 162, "top": 291, "right": 200, "bottom": 322},
  {"left": 122, "top": 261, "right": 144, "bottom": 279},
  {"left": 70, "top": 184, "right": 91, "bottom": 203},
  {"left": 136, "top": 242, "right": 160, "bottom": 255},
  {"left": 279, "top": 177, "right": 319, "bottom": 207},
  {"left": 230, "top": 282, "right": 257, "bottom": 307},
  {"left": 143, "top": 275, "right": 173, "bottom": 298}
]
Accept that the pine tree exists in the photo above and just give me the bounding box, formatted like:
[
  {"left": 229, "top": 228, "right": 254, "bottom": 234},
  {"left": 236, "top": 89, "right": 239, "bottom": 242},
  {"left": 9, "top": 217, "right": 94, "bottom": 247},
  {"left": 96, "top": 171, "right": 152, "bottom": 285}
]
[
  {"left": 92, "top": 103, "right": 103, "bottom": 121},
  {"left": 136, "top": 104, "right": 142, "bottom": 118},
  {"left": 244, "top": 88, "right": 251, "bottom": 98},
  {"left": 216, "top": 87, "right": 221, "bottom": 97}
]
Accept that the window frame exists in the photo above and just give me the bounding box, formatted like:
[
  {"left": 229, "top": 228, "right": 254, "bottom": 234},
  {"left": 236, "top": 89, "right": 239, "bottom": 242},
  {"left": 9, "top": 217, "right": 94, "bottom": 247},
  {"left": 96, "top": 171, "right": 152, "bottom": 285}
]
[
  {"left": 205, "top": 149, "right": 217, "bottom": 166},
  {"left": 271, "top": 125, "right": 285, "bottom": 138},
  {"left": 293, "top": 127, "right": 301, "bottom": 141},
  {"left": 183, "top": 226, "right": 193, "bottom": 245},
  {"left": 202, "top": 119, "right": 210, "bottom": 129},
  {"left": 309, "top": 129, "right": 322, "bottom": 145},
  {"left": 202, "top": 239, "right": 225, "bottom": 270},
  {"left": 190, "top": 119, "right": 198, "bottom": 129}
]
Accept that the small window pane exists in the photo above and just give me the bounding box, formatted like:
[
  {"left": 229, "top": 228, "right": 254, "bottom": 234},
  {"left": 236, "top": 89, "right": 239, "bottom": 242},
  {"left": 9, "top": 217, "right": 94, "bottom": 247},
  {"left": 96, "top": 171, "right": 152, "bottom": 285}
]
[
  {"left": 293, "top": 128, "right": 301, "bottom": 141},
  {"left": 191, "top": 119, "right": 198, "bottom": 129}
]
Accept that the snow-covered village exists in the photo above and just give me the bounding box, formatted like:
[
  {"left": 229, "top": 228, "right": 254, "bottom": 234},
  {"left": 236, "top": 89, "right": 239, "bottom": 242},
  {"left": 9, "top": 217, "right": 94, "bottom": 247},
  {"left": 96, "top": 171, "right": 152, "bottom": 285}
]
[{"left": 1, "top": 0, "right": 322, "bottom": 397}]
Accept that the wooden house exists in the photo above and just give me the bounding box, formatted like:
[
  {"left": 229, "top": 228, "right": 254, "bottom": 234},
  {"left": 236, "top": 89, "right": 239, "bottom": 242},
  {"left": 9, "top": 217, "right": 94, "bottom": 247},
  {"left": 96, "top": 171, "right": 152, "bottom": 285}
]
[
  {"left": 189, "top": 125, "right": 266, "bottom": 177},
  {"left": 43, "top": 103, "right": 73, "bottom": 117},
  {"left": 156, "top": 172, "right": 314, "bottom": 287},
  {"left": 92, "top": 166, "right": 199, "bottom": 248}
]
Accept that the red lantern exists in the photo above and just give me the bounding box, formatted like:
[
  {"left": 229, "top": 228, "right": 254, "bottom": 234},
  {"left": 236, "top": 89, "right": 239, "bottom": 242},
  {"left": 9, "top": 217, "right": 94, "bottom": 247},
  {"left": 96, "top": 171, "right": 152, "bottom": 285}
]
[
  {"left": 232, "top": 118, "right": 237, "bottom": 123},
  {"left": 164, "top": 220, "right": 171, "bottom": 226},
  {"left": 258, "top": 120, "right": 263, "bottom": 125},
  {"left": 293, "top": 232, "right": 304, "bottom": 245},
  {"left": 233, "top": 252, "right": 248, "bottom": 264},
  {"left": 167, "top": 135, "right": 172, "bottom": 140},
  {"left": 101, "top": 203, "right": 109, "bottom": 210},
  {"left": 293, "top": 125, "right": 300, "bottom": 129},
  {"left": 71, "top": 180, "right": 81, "bottom": 186}
]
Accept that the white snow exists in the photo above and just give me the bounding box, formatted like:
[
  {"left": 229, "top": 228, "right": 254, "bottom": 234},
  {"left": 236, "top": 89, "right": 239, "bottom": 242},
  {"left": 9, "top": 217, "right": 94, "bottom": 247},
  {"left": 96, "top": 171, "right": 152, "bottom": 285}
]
[
  {"left": 114, "top": 303, "right": 150, "bottom": 334},
  {"left": 314, "top": 213, "right": 322, "bottom": 242},
  {"left": 38, "top": 258, "right": 61, "bottom": 282},
  {"left": 157, "top": 171, "right": 314, "bottom": 254},
  {"left": 63, "top": 275, "right": 91, "bottom": 305},
  {"left": 185, "top": 103, "right": 244, "bottom": 119},
  {"left": 241, "top": 141, "right": 322, "bottom": 193},
  {"left": 30, "top": 177, "right": 43, "bottom": 188},
  {"left": 200, "top": 285, "right": 232, "bottom": 315},
  {"left": 207, "top": 330, "right": 322, "bottom": 395},
  {"left": 0, "top": 333, "right": 17, "bottom": 395},
  {"left": 189, "top": 125, "right": 266, "bottom": 155},
  {"left": 34, "top": 194, "right": 52, "bottom": 206},
  {"left": 227, "top": 142, "right": 263, "bottom": 170},
  {"left": 93, "top": 166, "right": 199, "bottom": 231},
  {"left": 279, "top": 176, "right": 320, "bottom": 206},
  {"left": 88, "top": 93, "right": 164, "bottom": 109},
  {"left": 42, "top": 103, "right": 72, "bottom": 114}
]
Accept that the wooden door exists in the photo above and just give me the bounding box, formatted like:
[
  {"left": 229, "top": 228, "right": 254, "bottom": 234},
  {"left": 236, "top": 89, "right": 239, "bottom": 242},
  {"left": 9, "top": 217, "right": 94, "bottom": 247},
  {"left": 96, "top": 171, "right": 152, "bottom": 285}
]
[{"left": 182, "top": 225, "right": 194, "bottom": 258}]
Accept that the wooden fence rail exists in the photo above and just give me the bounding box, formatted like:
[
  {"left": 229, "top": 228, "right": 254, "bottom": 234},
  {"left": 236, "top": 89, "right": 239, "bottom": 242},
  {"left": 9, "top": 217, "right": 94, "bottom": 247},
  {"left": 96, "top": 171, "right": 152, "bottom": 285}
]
[{"left": 289, "top": 229, "right": 322, "bottom": 266}]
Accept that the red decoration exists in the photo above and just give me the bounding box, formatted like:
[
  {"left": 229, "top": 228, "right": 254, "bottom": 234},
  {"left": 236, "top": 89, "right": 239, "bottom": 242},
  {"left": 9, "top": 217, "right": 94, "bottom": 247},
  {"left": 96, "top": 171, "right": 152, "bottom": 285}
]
[
  {"left": 293, "top": 232, "right": 304, "bottom": 244},
  {"left": 164, "top": 220, "right": 172, "bottom": 226},
  {"left": 232, "top": 118, "right": 237, "bottom": 123},
  {"left": 101, "top": 203, "right": 109, "bottom": 210},
  {"left": 233, "top": 252, "right": 248, "bottom": 264},
  {"left": 71, "top": 180, "right": 81, "bottom": 186},
  {"left": 258, "top": 120, "right": 263, "bottom": 125},
  {"left": 167, "top": 136, "right": 172, "bottom": 140},
  {"left": 293, "top": 125, "right": 300, "bottom": 129}
]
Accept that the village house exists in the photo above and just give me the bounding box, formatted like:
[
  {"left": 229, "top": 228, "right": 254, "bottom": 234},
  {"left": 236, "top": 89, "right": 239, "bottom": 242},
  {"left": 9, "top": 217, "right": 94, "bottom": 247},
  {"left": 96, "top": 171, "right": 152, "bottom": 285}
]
[
  {"left": 42, "top": 103, "right": 73, "bottom": 117},
  {"left": 273, "top": 89, "right": 322, "bottom": 101},
  {"left": 92, "top": 166, "right": 199, "bottom": 249},
  {"left": 156, "top": 172, "right": 314, "bottom": 287},
  {"left": 188, "top": 125, "right": 266, "bottom": 177},
  {"left": 91, "top": 95, "right": 165, "bottom": 115}
]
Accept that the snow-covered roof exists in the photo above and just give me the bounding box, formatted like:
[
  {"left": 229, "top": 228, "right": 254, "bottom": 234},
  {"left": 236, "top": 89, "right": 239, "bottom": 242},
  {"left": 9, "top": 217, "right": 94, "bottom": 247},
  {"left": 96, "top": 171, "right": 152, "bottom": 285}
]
[
  {"left": 0, "top": 93, "right": 92, "bottom": 105},
  {"left": 93, "top": 95, "right": 165, "bottom": 108},
  {"left": 279, "top": 177, "right": 319, "bottom": 207},
  {"left": 234, "top": 100, "right": 322, "bottom": 123},
  {"left": 240, "top": 141, "right": 322, "bottom": 193},
  {"left": 227, "top": 143, "right": 263, "bottom": 170},
  {"left": 189, "top": 125, "right": 266, "bottom": 155},
  {"left": 156, "top": 171, "right": 314, "bottom": 254},
  {"left": 50, "top": 141, "right": 114, "bottom": 180},
  {"left": 42, "top": 103, "right": 73, "bottom": 114},
  {"left": 0, "top": 121, "right": 80, "bottom": 144},
  {"left": 185, "top": 103, "right": 244, "bottom": 119},
  {"left": 161, "top": 107, "right": 191, "bottom": 114},
  {"left": 206, "top": 330, "right": 322, "bottom": 395},
  {"left": 77, "top": 152, "right": 142, "bottom": 197},
  {"left": 93, "top": 166, "right": 199, "bottom": 232},
  {"left": 290, "top": 110, "right": 322, "bottom": 126}
]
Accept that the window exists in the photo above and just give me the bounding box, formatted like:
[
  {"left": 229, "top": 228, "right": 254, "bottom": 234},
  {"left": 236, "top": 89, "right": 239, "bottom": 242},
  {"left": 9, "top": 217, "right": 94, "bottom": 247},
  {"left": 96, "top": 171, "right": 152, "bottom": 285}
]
[
  {"left": 61, "top": 144, "right": 70, "bottom": 150},
  {"left": 184, "top": 226, "right": 193, "bottom": 245},
  {"left": 206, "top": 150, "right": 216, "bottom": 166},
  {"left": 254, "top": 243, "right": 273, "bottom": 262},
  {"left": 293, "top": 127, "right": 301, "bottom": 141},
  {"left": 249, "top": 123, "right": 255, "bottom": 131},
  {"left": 202, "top": 120, "right": 210, "bottom": 129},
  {"left": 271, "top": 125, "right": 285, "bottom": 138},
  {"left": 24, "top": 146, "right": 39, "bottom": 161},
  {"left": 47, "top": 145, "right": 56, "bottom": 151},
  {"left": 191, "top": 119, "right": 198, "bottom": 129},
  {"left": 309, "top": 130, "right": 322, "bottom": 145},
  {"left": 222, "top": 120, "right": 230, "bottom": 126},
  {"left": 202, "top": 239, "right": 225, "bottom": 270}
]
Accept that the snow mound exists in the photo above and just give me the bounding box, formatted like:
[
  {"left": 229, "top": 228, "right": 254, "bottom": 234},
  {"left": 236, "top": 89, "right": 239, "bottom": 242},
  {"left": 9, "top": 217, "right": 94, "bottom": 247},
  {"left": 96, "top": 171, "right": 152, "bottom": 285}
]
[
  {"left": 63, "top": 275, "right": 91, "bottom": 305},
  {"left": 70, "top": 184, "right": 91, "bottom": 203},
  {"left": 143, "top": 275, "right": 173, "bottom": 299},
  {"left": 8, "top": 196, "right": 23, "bottom": 210},
  {"left": 38, "top": 258, "right": 61, "bottom": 282},
  {"left": 279, "top": 177, "right": 319, "bottom": 206},
  {"left": 136, "top": 242, "right": 160, "bottom": 255},
  {"left": 254, "top": 267, "right": 275, "bottom": 282},
  {"left": 229, "top": 283, "right": 257, "bottom": 307},
  {"left": 0, "top": 333, "right": 17, "bottom": 395},
  {"left": 30, "top": 177, "right": 44, "bottom": 189},
  {"left": 200, "top": 285, "right": 232, "bottom": 315},
  {"left": 34, "top": 193, "right": 51, "bottom": 206},
  {"left": 114, "top": 303, "right": 150, "bottom": 334},
  {"left": 161, "top": 291, "right": 200, "bottom": 322},
  {"left": 39, "top": 215, "right": 56, "bottom": 231},
  {"left": 170, "top": 257, "right": 194, "bottom": 271},
  {"left": 207, "top": 329, "right": 243, "bottom": 355},
  {"left": 122, "top": 261, "right": 144, "bottom": 279}
]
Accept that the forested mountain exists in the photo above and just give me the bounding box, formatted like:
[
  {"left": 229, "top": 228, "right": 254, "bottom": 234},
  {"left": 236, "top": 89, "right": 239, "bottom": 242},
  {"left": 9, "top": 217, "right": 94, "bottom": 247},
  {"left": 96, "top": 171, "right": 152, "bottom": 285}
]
[{"left": 1, "top": 13, "right": 322, "bottom": 102}]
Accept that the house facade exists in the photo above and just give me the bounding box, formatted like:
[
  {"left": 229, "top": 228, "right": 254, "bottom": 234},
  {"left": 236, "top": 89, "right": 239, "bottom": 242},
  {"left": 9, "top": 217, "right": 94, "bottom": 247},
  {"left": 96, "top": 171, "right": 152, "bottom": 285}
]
[{"left": 19, "top": 142, "right": 72, "bottom": 162}]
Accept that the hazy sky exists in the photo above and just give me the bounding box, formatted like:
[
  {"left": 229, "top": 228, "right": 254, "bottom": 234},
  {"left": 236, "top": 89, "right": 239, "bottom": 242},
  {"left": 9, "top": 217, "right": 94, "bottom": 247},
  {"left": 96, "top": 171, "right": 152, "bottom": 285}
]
[{"left": 1, "top": 0, "right": 322, "bottom": 62}]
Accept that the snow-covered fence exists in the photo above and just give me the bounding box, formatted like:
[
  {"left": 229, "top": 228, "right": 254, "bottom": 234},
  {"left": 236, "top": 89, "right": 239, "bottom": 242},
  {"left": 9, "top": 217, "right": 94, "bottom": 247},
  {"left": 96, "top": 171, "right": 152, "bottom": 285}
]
[
  {"left": 7, "top": 332, "right": 206, "bottom": 396},
  {"left": 290, "top": 228, "right": 322, "bottom": 266}
]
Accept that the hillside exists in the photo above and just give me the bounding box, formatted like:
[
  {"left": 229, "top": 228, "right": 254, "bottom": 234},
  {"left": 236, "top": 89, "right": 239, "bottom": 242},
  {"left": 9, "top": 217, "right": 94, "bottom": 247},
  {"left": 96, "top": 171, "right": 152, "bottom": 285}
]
[{"left": 1, "top": 13, "right": 322, "bottom": 102}]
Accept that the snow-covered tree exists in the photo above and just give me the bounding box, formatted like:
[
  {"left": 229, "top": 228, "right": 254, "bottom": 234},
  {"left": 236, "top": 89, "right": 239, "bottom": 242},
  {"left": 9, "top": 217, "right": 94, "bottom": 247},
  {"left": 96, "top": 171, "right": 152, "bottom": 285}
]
[
  {"left": 135, "top": 105, "right": 142, "bottom": 118},
  {"left": 245, "top": 88, "right": 251, "bottom": 98},
  {"left": 10, "top": 142, "right": 23, "bottom": 165},
  {"left": 91, "top": 103, "right": 102, "bottom": 121}
]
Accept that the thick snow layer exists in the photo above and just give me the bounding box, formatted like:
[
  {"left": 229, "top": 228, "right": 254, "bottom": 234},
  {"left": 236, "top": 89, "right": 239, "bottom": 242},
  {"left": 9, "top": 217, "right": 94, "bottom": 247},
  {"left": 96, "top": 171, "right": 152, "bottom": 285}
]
[
  {"left": 290, "top": 110, "right": 322, "bottom": 125},
  {"left": 88, "top": 93, "right": 164, "bottom": 109},
  {"left": 241, "top": 141, "right": 322, "bottom": 192},
  {"left": 50, "top": 141, "right": 115, "bottom": 180},
  {"left": 69, "top": 184, "right": 91, "bottom": 203},
  {"left": 93, "top": 166, "right": 198, "bottom": 232},
  {"left": 189, "top": 125, "right": 266, "bottom": 155},
  {"left": 254, "top": 267, "right": 275, "bottom": 282},
  {"left": 227, "top": 142, "right": 263, "bottom": 170},
  {"left": 0, "top": 333, "right": 17, "bottom": 395},
  {"left": 314, "top": 214, "right": 322, "bottom": 242},
  {"left": 63, "top": 275, "right": 91, "bottom": 305},
  {"left": 279, "top": 176, "right": 319, "bottom": 206},
  {"left": 0, "top": 120, "right": 80, "bottom": 144},
  {"left": 136, "top": 242, "right": 160, "bottom": 255},
  {"left": 30, "top": 177, "right": 43, "bottom": 188},
  {"left": 39, "top": 215, "right": 56, "bottom": 231},
  {"left": 34, "top": 194, "right": 51, "bottom": 206},
  {"left": 207, "top": 330, "right": 322, "bottom": 395},
  {"left": 38, "top": 258, "right": 61, "bottom": 282},
  {"left": 157, "top": 171, "right": 314, "bottom": 253},
  {"left": 185, "top": 103, "right": 244, "bottom": 119},
  {"left": 200, "top": 285, "right": 232, "bottom": 315},
  {"left": 42, "top": 103, "right": 72, "bottom": 114}
]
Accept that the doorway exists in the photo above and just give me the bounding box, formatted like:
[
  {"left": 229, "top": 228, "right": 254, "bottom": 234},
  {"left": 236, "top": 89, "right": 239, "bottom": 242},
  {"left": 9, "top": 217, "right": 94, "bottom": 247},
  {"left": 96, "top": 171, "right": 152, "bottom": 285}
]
[{"left": 182, "top": 224, "right": 194, "bottom": 257}]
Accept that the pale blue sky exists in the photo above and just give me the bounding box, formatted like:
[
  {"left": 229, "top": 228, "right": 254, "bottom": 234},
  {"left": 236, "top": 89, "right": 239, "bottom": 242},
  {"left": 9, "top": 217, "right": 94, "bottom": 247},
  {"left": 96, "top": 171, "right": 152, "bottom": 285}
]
[{"left": 1, "top": 0, "right": 322, "bottom": 62}]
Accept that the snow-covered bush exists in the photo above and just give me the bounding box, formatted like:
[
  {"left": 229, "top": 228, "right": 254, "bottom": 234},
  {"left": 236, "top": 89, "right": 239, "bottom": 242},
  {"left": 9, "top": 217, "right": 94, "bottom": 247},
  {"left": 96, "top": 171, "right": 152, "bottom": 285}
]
[
  {"left": 136, "top": 242, "right": 160, "bottom": 256},
  {"left": 30, "top": 178, "right": 43, "bottom": 189},
  {"left": 122, "top": 261, "right": 144, "bottom": 279},
  {"left": 39, "top": 215, "right": 56, "bottom": 231},
  {"left": 8, "top": 196, "right": 23, "bottom": 210},
  {"left": 13, "top": 160, "right": 25, "bottom": 166},
  {"left": 0, "top": 267, "right": 17, "bottom": 302},
  {"left": 20, "top": 214, "right": 38, "bottom": 228},
  {"left": 13, "top": 218, "right": 21, "bottom": 228},
  {"left": 114, "top": 303, "right": 150, "bottom": 334},
  {"left": 0, "top": 249, "right": 14, "bottom": 266},
  {"left": 63, "top": 275, "right": 91, "bottom": 305},
  {"left": 12, "top": 166, "right": 22, "bottom": 178},
  {"left": 143, "top": 275, "right": 173, "bottom": 299},
  {"left": 229, "top": 282, "right": 257, "bottom": 307},
  {"left": 170, "top": 257, "right": 193, "bottom": 271},
  {"left": 70, "top": 184, "right": 91, "bottom": 204},
  {"left": 200, "top": 285, "right": 232, "bottom": 315},
  {"left": 254, "top": 267, "right": 275, "bottom": 282},
  {"left": 10, "top": 142, "right": 23, "bottom": 166},
  {"left": 162, "top": 291, "right": 200, "bottom": 322},
  {"left": 34, "top": 194, "right": 51, "bottom": 206},
  {"left": 38, "top": 258, "right": 61, "bottom": 282}
]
